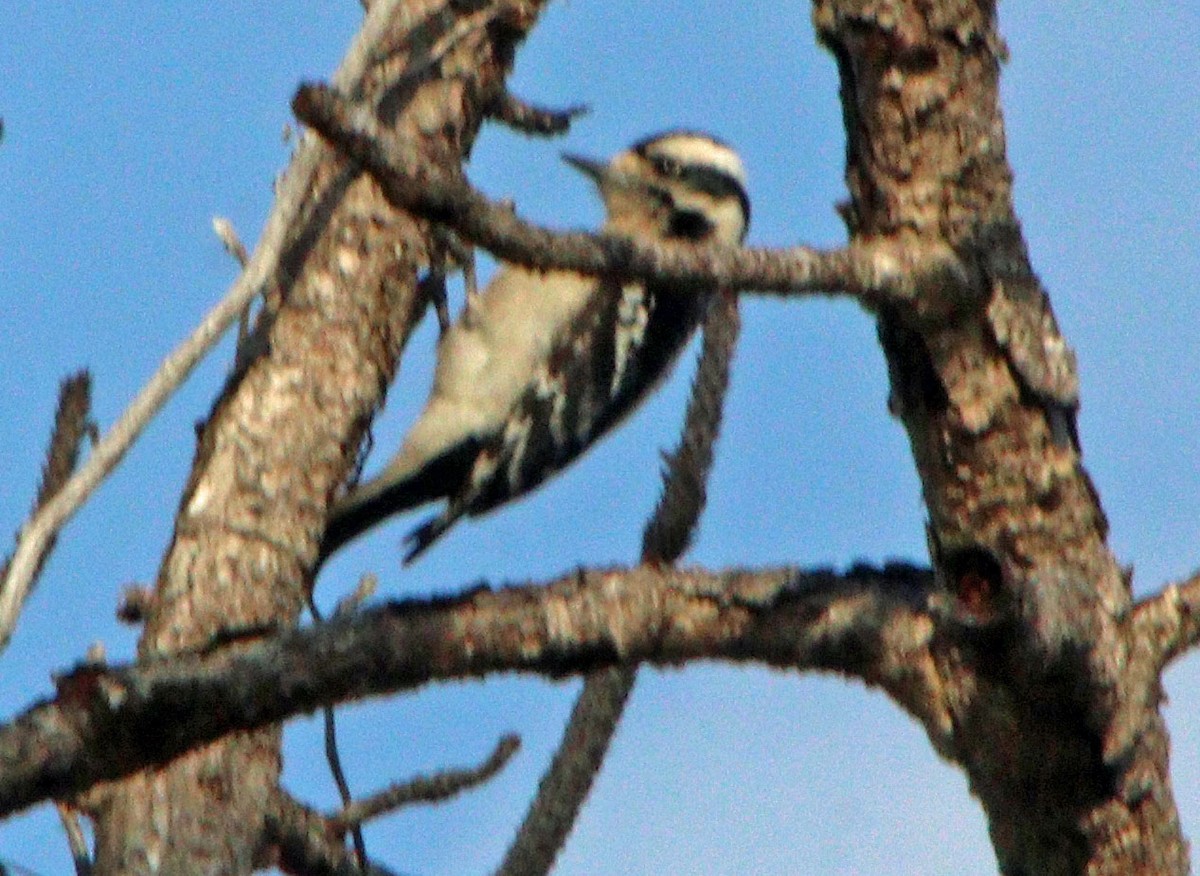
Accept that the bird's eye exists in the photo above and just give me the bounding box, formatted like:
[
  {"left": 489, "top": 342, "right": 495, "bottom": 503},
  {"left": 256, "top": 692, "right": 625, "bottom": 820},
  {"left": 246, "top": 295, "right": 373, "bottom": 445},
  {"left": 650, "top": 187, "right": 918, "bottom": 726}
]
[{"left": 652, "top": 155, "right": 683, "bottom": 178}]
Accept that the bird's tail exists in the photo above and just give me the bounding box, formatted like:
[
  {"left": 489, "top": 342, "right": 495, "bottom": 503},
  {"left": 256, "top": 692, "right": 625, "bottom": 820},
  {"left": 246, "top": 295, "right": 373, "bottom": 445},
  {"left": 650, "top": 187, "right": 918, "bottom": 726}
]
[
  {"left": 318, "top": 474, "right": 423, "bottom": 565},
  {"left": 402, "top": 508, "right": 463, "bottom": 564},
  {"left": 317, "top": 440, "right": 479, "bottom": 566}
]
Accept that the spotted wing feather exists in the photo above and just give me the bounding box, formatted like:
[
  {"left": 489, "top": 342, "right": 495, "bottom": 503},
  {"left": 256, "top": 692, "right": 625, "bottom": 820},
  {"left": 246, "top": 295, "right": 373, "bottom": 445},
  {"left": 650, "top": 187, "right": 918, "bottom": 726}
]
[{"left": 403, "top": 279, "right": 712, "bottom": 560}]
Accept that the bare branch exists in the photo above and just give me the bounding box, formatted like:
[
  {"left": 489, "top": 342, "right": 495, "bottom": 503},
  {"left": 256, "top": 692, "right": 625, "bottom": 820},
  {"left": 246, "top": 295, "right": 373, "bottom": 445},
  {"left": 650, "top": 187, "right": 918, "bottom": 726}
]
[
  {"left": 267, "top": 792, "right": 402, "bottom": 876},
  {"left": 58, "top": 0, "right": 559, "bottom": 869},
  {"left": 212, "top": 217, "right": 250, "bottom": 267},
  {"left": 307, "top": 576, "right": 379, "bottom": 867},
  {"left": 291, "top": 83, "right": 961, "bottom": 309},
  {"left": 486, "top": 91, "right": 588, "bottom": 136},
  {"left": 1, "top": 0, "right": 476, "bottom": 652},
  {"left": 55, "top": 802, "right": 93, "bottom": 876},
  {"left": 332, "top": 734, "right": 520, "bottom": 829},
  {"left": 212, "top": 215, "right": 261, "bottom": 367},
  {"left": 34, "top": 373, "right": 94, "bottom": 514},
  {"left": 0, "top": 562, "right": 935, "bottom": 818},
  {"left": 0, "top": 372, "right": 92, "bottom": 643},
  {"left": 84, "top": 1, "right": 532, "bottom": 864},
  {"left": 1131, "top": 571, "right": 1200, "bottom": 670},
  {"left": 498, "top": 665, "right": 634, "bottom": 876},
  {"left": 321, "top": 701, "right": 367, "bottom": 865},
  {"left": 642, "top": 291, "right": 740, "bottom": 563},
  {"left": 0, "top": 238, "right": 268, "bottom": 654}
]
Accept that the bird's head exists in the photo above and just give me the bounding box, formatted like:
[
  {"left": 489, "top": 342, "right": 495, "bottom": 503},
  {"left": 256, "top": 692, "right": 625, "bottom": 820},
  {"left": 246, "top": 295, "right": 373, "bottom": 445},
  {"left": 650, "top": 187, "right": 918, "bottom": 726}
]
[{"left": 563, "top": 130, "right": 750, "bottom": 246}]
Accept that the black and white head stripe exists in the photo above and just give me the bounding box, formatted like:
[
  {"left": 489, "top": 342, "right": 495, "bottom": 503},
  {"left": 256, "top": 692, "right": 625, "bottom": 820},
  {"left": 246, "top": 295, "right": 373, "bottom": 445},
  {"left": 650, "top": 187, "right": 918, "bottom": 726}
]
[{"left": 633, "top": 131, "right": 751, "bottom": 232}]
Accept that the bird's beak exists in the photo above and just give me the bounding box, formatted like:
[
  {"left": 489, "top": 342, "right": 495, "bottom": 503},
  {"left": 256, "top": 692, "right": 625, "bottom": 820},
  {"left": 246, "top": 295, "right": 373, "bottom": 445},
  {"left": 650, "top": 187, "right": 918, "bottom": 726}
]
[{"left": 561, "top": 152, "right": 610, "bottom": 185}]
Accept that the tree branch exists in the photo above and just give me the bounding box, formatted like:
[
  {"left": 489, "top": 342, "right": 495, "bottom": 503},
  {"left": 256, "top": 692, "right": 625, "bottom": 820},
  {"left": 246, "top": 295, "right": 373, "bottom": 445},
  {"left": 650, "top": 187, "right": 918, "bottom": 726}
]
[
  {"left": 0, "top": 371, "right": 92, "bottom": 636},
  {"left": 87, "top": 1, "right": 555, "bottom": 868},
  {"left": 0, "top": 562, "right": 935, "bottom": 818},
  {"left": 497, "top": 290, "right": 745, "bottom": 876},
  {"left": 485, "top": 90, "right": 587, "bottom": 136},
  {"left": 1131, "top": 571, "right": 1200, "bottom": 670},
  {"left": 291, "top": 83, "right": 963, "bottom": 310},
  {"left": 0, "top": 0, "right": 496, "bottom": 650},
  {"left": 267, "top": 792, "right": 403, "bottom": 876},
  {"left": 332, "top": 734, "right": 519, "bottom": 830}
]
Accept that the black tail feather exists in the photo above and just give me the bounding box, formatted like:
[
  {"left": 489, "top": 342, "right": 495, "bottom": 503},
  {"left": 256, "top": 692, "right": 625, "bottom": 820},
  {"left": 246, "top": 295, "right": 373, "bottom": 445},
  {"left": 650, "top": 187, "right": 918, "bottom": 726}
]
[
  {"left": 317, "top": 439, "right": 480, "bottom": 567},
  {"left": 402, "top": 505, "right": 465, "bottom": 564}
]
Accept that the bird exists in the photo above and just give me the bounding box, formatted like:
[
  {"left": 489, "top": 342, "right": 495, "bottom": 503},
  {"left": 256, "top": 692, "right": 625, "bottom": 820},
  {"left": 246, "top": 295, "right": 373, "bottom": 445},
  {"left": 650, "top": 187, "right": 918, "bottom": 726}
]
[{"left": 319, "top": 130, "right": 750, "bottom": 565}]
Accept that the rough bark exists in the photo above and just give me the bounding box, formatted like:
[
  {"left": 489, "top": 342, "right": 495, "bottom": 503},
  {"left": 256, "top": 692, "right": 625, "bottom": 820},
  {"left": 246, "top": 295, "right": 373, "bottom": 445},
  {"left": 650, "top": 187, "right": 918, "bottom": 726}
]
[
  {"left": 0, "top": 563, "right": 936, "bottom": 819},
  {"left": 814, "top": 1, "right": 1186, "bottom": 873},
  {"left": 82, "top": 2, "right": 548, "bottom": 872}
]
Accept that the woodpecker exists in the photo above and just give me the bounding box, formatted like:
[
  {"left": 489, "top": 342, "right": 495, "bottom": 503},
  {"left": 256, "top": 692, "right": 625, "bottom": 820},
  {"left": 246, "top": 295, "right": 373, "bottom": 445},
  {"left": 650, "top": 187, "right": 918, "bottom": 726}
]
[{"left": 320, "top": 131, "right": 750, "bottom": 564}]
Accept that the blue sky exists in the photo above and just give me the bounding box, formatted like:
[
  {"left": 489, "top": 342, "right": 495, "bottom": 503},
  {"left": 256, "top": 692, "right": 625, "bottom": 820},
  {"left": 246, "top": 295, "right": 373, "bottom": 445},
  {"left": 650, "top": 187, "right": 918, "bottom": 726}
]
[{"left": 1, "top": 2, "right": 1198, "bottom": 873}]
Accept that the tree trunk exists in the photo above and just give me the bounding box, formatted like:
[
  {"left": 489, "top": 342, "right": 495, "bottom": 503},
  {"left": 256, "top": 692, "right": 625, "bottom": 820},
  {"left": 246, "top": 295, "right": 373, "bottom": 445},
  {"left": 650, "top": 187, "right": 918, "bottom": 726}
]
[
  {"left": 85, "top": 2, "right": 548, "bottom": 871},
  {"left": 815, "top": 1, "right": 1187, "bottom": 872}
]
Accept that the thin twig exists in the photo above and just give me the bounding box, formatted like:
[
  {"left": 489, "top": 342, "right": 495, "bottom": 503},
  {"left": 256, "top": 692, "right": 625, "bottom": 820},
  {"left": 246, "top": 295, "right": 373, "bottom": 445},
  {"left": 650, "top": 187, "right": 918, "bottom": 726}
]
[
  {"left": 306, "top": 586, "right": 370, "bottom": 868},
  {"left": 1132, "top": 570, "right": 1200, "bottom": 670},
  {"left": 486, "top": 91, "right": 588, "bottom": 136},
  {"left": 212, "top": 216, "right": 258, "bottom": 363},
  {"left": 212, "top": 216, "right": 250, "bottom": 267},
  {"left": 322, "top": 704, "right": 367, "bottom": 866},
  {"left": 313, "top": 570, "right": 502, "bottom": 866},
  {"left": 55, "top": 802, "right": 93, "bottom": 876},
  {"left": 425, "top": 227, "right": 478, "bottom": 331},
  {"left": 267, "top": 792, "right": 403, "bottom": 876},
  {"left": 332, "top": 734, "right": 520, "bottom": 829}
]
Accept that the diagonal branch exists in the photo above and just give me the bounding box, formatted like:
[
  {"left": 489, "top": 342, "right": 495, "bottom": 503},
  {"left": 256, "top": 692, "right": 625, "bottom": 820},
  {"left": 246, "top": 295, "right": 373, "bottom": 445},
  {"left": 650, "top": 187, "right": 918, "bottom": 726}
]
[
  {"left": 0, "top": 0, "right": 476, "bottom": 654},
  {"left": 291, "top": 83, "right": 963, "bottom": 310},
  {"left": 87, "top": 2, "right": 552, "bottom": 868},
  {"left": 0, "top": 562, "right": 936, "bottom": 819}
]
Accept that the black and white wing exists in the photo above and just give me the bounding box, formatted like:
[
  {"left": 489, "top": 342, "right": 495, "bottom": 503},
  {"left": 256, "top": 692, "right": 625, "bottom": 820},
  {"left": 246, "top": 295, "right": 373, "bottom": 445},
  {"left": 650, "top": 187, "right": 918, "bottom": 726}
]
[{"left": 403, "top": 279, "right": 713, "bottom": 560}]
